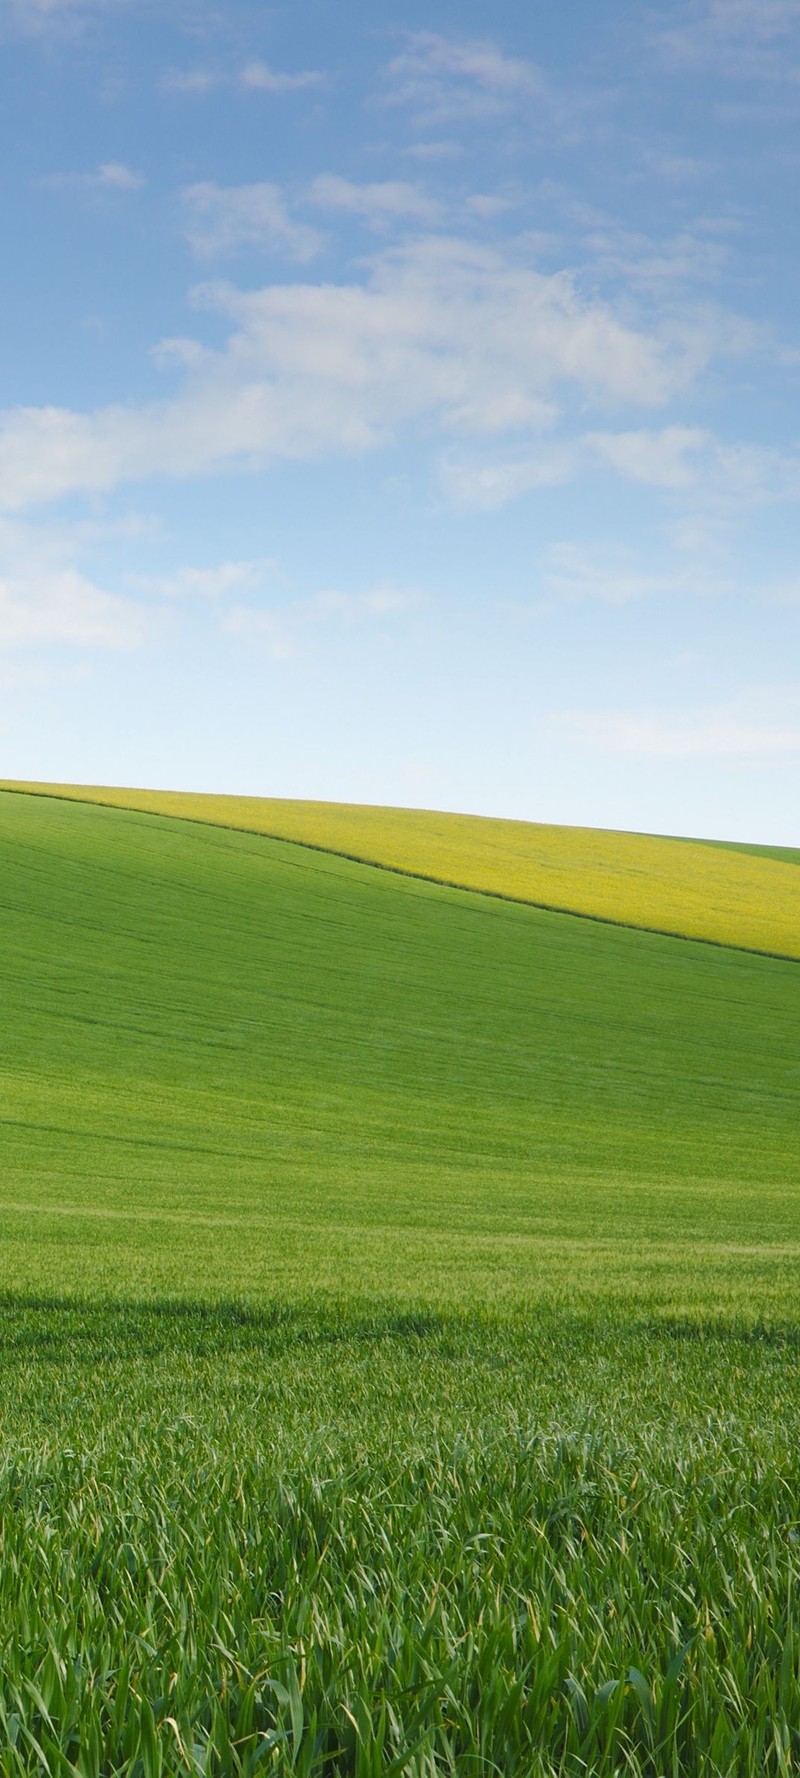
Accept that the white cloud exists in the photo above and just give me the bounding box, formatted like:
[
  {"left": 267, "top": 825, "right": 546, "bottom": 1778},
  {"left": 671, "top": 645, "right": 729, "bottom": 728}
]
[
  {"left": 128, "top": 559, "right": 276, "bottom": 600},
  {"left": 225, "top": 583, "right": 418, "bottom": 660},
  {"left": 0, "top": 238, "right": 701, "bottom": 512},
  {"left": 387, "top": 31, "right": 543, "bottom": 121},
  {"left": 587, "top": 426, "right": 712, "bottom": 489},
  {"left": 240, "top": 61, "right": 323, "bottom": 94},
  {"left": 0, "top": 518, "right": 278, "bottom": 659},
  {"left": 161, "top": 63, "right": 324, "bottom": 99},
  {"left": 587, "top": 426, "right": 800, "bottom": 502},
  {"left": 0, "top": 567, "right": 146, "bottom": 650},
  {"left": 541, "top": 540, "right": 800, "bottom": 607},
  {"left": 161, "top": 70, "right": 218, "bottom": 96},
  {"left": 711, "top": 439, "right": 800, "bottom": 499},
  {"left": 439, "top": 447, "right": 572, "bottom": 509},
  {"left": 654, "top": 0, "right": 800, "bottom": 76},
  {"left": 181, "top": 183, "right": 321, "bottom": 262},
  {"left": 545, "top": 701, "right": 800, "bottom": 758},
  {"left": 543, "top": 542, "right": 702, "bottom": 604},
  {"left": 95, "top": 161, "right": 142, "bottom": 190},
  {"left": 311, "top": 586, "right": 419, "bottom": 618},
  {"left": 581, "top": 224, "right": 729, "bottom": 290},
  {"left": 149, "top": 336, "right": 210, "bottom": 371},
  {"left": 465, "top": 194, "right": 516, "bottom": 220},
  {"left": 403, "top": 140, "right": 463, "bottom": 162},
  {"left": 716, "top": 0, "right": 800, "bottom": 29},
  {"left": 0, "top": 657, "right": 90, "bottom": 691},
  {"left": 224, "top": 605, "right": 295, "bottom": 660},
  {"left": 194, "top": 236, "right": 679, "bottom": 425},
  {"left": 0, "top": 516, "right": 236, "bottom": 657},
  {"left": 43, "top": 160, "right": 144, "bottom": 192},
  {"left": 439, "top": 421, "right": 800, "bottom": 514},
  {"left": 1, "top": 0, "right": 128, "bottom": 28},
  {"left": 430, "top": 422, "right": 790, "bottom": 525},
  {"left": 308, "top": 175, "right": 442, "bottom": 226}
]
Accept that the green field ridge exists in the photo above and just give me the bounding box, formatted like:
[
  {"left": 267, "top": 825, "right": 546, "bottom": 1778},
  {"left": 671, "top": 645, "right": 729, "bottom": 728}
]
[
  {"left": 673, "top": 834, "right": 800, "bottom": 866},
  {"left": 2, "top": 778, "right": 799, "bottom": 960}
]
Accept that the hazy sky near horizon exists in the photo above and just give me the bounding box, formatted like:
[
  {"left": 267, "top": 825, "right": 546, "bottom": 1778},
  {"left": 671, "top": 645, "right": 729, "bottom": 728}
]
[{"left": 1, "top": 0, "right": 799, "bottom": 842}]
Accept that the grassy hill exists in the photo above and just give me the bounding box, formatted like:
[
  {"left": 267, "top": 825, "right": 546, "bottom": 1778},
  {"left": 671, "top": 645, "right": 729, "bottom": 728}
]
[
  {"left": 2, "top": 785, "right": 800, "bottom": 1774},
  {"left": 3, "top": 778, "right": 799, "bottom": 959},
  {"left": 1, "top": 785, "right": 797, "bottom": 1316}
]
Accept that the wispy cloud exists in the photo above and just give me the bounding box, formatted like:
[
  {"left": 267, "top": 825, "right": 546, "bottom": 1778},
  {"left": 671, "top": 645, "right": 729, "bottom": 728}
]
[
  {"left": 587, "top": 426, "right": 800, "bottom": 503},
  {"left": 0, "top": 516, "right": 277, "bottom": 658},
  {"left": 387, "top": 31, "right": 543, "bottom": 122},
  {"left": 161, "top": 69, "right": 218, "bottom": 96},
  {"left": 311, "top": 586, "right": 419, "bottom": 618},
  {"left": 653, "top": 0, "right": 800, "bottom": 77},
  {"left": 181, "top": 183, "right": 321, "bottom": 262},
  {"left": 43, "top": 160, "right": 144, "bottom": 192},
  {"left": 149, "top": 336, "right": 210, "bottom": 371},
  {"left": 224, "top": 605, "right": 295, "bottom": 660},
  {"left": 240, "top": 61, "right": 323, "bottom": 94},
  {"left": 0, "top": 566, "right": 146, "bottom": 650},
  {"left": 542, "top": 542, "right": 703, "bottom": 604},
  {"left": 439, "top": 447, "right": 573, "bottom": 509},
  {"left": 0, "top": 238, "right": 686, "bottom": 512},
  {"left": 161, "top": 62, "right": 323, "bottom": 100},
  {"left": 128, "top": 559, "right": 276, "bottom": 600},
  {"left": 544, "top": 698, "right": 800, "bottom": 758},
  {"left": 308, "top": 175, "right": 442, "bottom": 227},
  {"left": 225, "top": 584, "right": 418, "bottom": 660},
  {"left": 93, "top": 160, "right": 143, "bottom": 190},
  {"left": 1, "top": 0, "right": 129, "bottom": 31},
  {"left": 464, "top": 194, "right": 517, "bottom": 220},
  {"left": 587, "top": 425, "right": 712, "bottom": 490},
  {"left": 0, "top": 657, "right": 90, "bottom": 692},
  {"left": 438, "top": 419, "right": 800, "bottom": 514},
  {"left": 580, "top": 223, "right": 731, "bottom": 291},
  {"left": 402, "top": 139, "right": 463, "bottom": 162},
  {"left": 384, "top": 30, "right": 600, "bottom": 146}
]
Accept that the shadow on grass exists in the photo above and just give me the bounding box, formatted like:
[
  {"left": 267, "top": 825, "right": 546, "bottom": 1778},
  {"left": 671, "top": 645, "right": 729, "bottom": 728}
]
[{"left": 0, "top": 1289, "right": 799, "bottom": 1362}]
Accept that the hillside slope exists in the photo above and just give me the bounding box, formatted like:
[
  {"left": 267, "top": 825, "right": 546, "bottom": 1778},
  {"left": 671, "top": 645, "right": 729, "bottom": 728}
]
[
  {"left": 2, "top": 780, "right": 798, "bottom": 959},
  {"left": 1, "top": 788, "right": 798, "bottom": 1316}
]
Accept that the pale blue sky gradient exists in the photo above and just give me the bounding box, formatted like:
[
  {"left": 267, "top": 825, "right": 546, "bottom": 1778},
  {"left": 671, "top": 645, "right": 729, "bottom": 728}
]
[{"left": 1, "top": 0, "right": 799, "bottom": 841}]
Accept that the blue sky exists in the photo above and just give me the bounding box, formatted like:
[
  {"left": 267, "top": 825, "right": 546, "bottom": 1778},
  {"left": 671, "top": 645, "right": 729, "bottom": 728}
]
[{"left": 1, "top": 0, "right": 799, "bottom": 841}]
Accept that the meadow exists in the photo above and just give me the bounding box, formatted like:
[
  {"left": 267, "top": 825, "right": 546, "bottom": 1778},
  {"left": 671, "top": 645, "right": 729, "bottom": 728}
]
[{"left": 0, "top": 787, "right": 799, "bottom": 1775}]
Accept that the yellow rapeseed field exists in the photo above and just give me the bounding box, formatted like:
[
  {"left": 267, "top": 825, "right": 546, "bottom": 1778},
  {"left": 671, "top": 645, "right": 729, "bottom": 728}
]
[{"left": 3, "top": 781, "right": 799, "bottom": 960}]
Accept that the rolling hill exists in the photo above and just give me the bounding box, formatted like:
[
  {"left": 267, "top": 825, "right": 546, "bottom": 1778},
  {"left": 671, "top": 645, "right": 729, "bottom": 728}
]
[
  {"left": 1, "top": 785, "right": 797, "bottom": 1317},
  {"left": 2, "top": 778, "right": 799, "bottom": 959}
]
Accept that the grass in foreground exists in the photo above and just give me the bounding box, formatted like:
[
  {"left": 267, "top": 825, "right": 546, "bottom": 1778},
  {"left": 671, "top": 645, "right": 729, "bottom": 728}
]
[
  {"left": 1, "top": 1300, "right": 800, "bottom": 1776},
  {"left": 3, "top": 779, "right": 800, "bottom": 959}
]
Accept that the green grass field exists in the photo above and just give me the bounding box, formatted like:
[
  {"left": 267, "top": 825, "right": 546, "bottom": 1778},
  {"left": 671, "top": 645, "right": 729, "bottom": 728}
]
[{"left": 1, "top": 787, "right": 799, "bottom": 1775}]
